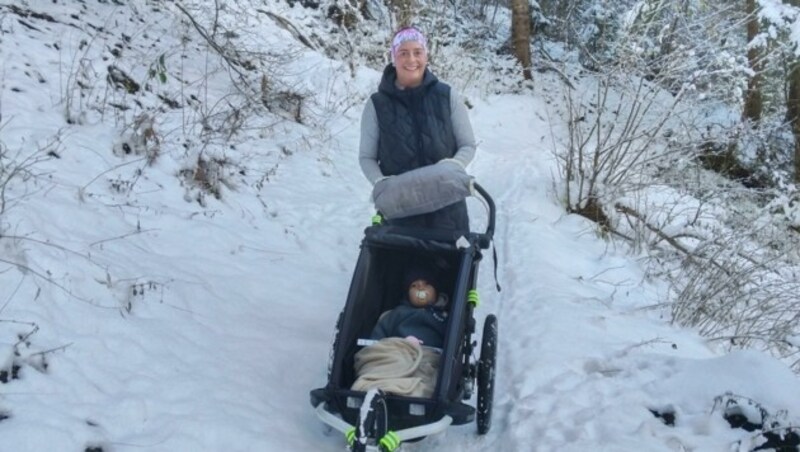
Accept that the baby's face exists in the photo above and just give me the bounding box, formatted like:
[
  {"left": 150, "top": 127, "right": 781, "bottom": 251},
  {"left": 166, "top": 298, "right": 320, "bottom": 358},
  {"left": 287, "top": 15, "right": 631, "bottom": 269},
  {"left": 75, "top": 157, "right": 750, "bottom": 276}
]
[{"left": 408, "top": 279, "right": 437, "bottom": 307}]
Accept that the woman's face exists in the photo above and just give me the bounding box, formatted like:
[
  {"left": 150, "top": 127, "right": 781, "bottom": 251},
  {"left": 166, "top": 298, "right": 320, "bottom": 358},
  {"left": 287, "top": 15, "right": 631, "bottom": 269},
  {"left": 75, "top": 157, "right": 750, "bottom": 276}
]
[
  {"left": 394, "top": 41, "right": 427, "bottom": 88},
  {"left": 408, "top": 279, "right": 437, "bottom": 307}
]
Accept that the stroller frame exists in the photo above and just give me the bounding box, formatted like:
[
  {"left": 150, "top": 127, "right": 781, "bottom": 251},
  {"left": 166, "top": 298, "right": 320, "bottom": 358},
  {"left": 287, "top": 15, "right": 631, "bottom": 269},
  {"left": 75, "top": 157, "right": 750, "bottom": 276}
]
[{"left": 310, "top": 183, "right": 497, "bottom": 451}]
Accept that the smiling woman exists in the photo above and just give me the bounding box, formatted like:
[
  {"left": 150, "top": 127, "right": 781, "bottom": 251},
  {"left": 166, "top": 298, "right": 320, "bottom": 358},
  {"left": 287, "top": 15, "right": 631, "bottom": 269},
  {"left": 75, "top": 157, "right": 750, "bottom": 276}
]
[
  {"left": 358, "top": 26, "right": 477, "bottom": 232},
  {"left": 391, "top": 27, "right": 429, "bottom": 88}
]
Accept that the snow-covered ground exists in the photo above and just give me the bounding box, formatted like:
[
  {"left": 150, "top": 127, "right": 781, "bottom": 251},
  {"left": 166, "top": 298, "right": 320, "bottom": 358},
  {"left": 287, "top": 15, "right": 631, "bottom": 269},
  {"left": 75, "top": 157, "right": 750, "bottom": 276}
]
[{"left": 1, "top": 2, "right": 800, "bottom": 451}]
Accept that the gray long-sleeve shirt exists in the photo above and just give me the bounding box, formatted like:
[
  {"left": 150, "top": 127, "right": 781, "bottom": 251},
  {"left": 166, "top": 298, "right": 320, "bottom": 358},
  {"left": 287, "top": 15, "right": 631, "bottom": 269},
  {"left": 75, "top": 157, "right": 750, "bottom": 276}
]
[{"left": 358, "top": 91, "right": 477, "bottom": 185}]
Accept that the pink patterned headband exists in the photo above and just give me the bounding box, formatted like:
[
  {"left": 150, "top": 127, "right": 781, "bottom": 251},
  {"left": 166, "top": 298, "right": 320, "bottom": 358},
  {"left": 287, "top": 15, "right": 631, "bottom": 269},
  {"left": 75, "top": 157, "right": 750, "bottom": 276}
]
[{"left": 391, "top": 27, "right": 427, "bottom": 62}]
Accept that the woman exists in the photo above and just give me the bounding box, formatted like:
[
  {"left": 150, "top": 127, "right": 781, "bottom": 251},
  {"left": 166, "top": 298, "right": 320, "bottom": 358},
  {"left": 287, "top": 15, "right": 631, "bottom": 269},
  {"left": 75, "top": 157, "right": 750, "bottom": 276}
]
[{"left": 359, "top": 26, "right": 477, "bottom": 231}]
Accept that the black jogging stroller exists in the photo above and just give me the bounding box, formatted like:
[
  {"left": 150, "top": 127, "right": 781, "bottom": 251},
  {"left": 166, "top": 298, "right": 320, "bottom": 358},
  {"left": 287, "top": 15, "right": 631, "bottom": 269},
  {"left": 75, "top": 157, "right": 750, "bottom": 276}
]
[{"left": 309, "top": 183, "right": 499, "bottom": 451}]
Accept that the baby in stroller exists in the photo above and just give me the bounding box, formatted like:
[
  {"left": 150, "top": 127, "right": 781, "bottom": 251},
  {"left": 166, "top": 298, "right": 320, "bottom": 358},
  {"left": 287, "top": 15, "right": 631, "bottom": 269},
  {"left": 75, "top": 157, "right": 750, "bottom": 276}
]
[
  {"left": 352, "top": 262, "right": 449, "bottom": 398},
  {"left": 370, "top": 262, "right": 449, "bottom": 348}
]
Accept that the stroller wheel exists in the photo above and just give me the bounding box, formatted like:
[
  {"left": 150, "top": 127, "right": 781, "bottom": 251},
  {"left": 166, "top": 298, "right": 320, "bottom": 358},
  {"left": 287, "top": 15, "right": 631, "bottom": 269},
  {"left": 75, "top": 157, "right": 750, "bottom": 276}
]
[
  {"left": 326, "top": 310, "right": 345, "bottom": 381},
  {"left": 477, "top": 314, "right": 498, "bottom": 435},
  {"left": 351, "top": 389, "right": 389, "bottom": 451}
]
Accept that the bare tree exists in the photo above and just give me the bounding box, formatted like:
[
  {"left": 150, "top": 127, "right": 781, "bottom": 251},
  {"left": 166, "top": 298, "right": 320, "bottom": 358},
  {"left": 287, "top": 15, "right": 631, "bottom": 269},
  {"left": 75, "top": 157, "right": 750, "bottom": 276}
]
[
  {"left": 511, "top": 0, "right": 532, "bottom": 80},
  {"left": 743, "top": 0, "right": 763, "bottom": 124},
  {"left": 786, "top": 0, "right": 800, "bottom": 182},
  {"left": 788, "top": 62, "right": 800, "bottom": 183},
  {"left": 390, "top": 0, "right": 417, "bottom": 27},
  {"left": 560, "top": 70, "right": 687, "bottom": 229}
]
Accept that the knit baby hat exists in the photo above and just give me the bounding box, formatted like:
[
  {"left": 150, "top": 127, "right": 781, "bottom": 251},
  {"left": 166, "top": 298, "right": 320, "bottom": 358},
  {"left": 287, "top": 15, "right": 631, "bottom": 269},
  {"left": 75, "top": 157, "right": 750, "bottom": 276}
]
[
  {"left": 391, "top": 26, "right": 427, "bottom": 63},
  {"left": 403, "top": 262, "right": 439, "bottom": 290}
]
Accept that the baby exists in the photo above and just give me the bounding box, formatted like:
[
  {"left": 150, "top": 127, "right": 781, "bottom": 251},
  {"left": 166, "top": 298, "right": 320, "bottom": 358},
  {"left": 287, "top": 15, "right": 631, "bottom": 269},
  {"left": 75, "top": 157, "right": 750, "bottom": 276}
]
[{"left": 370, "top": 262, "right": 449, "bottom": 349}]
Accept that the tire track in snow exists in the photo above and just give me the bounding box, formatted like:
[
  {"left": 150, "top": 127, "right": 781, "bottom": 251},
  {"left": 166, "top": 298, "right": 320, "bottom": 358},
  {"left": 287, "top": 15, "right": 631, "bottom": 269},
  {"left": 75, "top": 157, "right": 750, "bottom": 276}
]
[
  {"left": 479, "top": 140, "right": 551, "bottom": 452},
  {"left": 426, "top": 95, "right": 557, "bottom": 451}
]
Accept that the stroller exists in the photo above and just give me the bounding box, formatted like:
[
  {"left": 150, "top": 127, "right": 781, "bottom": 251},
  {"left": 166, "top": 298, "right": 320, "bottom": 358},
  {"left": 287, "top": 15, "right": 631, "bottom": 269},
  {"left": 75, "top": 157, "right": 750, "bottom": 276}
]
[{"left": 309, "top": 183, "right": 498, "bottom": 451}]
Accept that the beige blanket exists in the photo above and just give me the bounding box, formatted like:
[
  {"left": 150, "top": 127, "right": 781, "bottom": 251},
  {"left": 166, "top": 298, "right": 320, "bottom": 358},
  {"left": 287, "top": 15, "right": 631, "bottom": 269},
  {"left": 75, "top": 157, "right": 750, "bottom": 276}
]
[{"left": 352, "top": 337, "right": 441, "bottom": 398}]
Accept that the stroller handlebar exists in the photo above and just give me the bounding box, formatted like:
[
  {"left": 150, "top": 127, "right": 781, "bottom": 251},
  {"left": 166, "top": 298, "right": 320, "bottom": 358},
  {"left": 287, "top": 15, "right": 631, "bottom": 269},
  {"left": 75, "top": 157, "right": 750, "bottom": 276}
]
[{"left": 471, "top": 182, "right": 495, "bottom": 248}]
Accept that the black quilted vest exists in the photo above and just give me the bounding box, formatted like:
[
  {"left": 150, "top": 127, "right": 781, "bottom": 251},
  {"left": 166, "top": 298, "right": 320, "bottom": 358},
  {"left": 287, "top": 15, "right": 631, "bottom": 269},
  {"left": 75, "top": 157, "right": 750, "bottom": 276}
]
[
  {"left": 370, "top": 65, "right": 468, "bottom": 231},
  {"left": 371, "top": 65, "right": 456, "bottom": 176}
]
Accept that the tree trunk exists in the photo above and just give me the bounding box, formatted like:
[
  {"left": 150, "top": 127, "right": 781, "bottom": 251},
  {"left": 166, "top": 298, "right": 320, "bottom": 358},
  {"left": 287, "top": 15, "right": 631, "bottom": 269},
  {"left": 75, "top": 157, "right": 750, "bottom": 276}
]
[
  {"left": 511, "top": 0, "right": 532, "bottom": 80},
  {"left": 743, "top": 0, "right": 763, "bottom": 123},
  {"left": 789, "top": 63, "right": 800, "bottom": 183},
  {"left": 391, "top": 0, "right": 416, "bottom": 28},
  {"left": 787, "top": 0, "right": 800, "bottom": 182}
]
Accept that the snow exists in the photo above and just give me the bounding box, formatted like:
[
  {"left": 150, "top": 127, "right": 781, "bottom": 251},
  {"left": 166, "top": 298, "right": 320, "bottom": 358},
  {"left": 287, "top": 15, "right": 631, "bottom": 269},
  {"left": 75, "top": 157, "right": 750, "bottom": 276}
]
[
  {"left": 758, "top": 0, "right": 800, "bottom": 56},
  {"left": 1, "top": 2, "right": 799, "bottom": 452}
]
